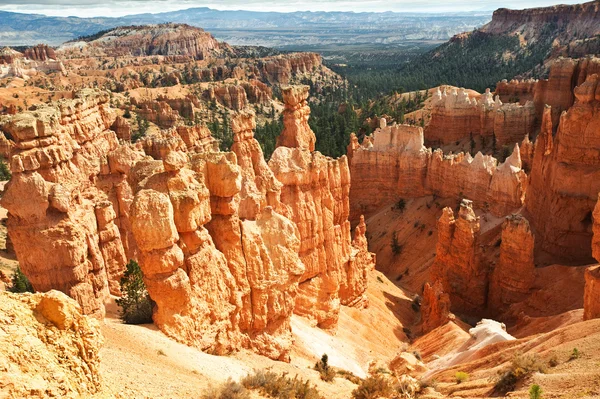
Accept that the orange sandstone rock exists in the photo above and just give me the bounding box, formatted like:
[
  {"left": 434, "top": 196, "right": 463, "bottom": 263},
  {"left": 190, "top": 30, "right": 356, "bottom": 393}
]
[
  {"left": 525, "top": 73, "right": 600, "bottom": 263},
  {"left": 1, "top": 90, "right": 127, "bottom": 317},
  {"left": 130, "top": 149, "right": 305, "bottom": 361},
  {"left": 584, "top": 195, "right": 600, "bottom": 320},
  {"left": 488, "top": 214, "right": 535, "bottom": 314},
  {"left": 348, "top": 121, "right": 527, "bottom": 221},
  {"left": 420, "top": 280, "right": 452, "bottom": 334},
  {"left": 429, "top": 200, "right": 487, "bottom": 315},
  {"left": 276, "top": 85, "right": 316, "bottom": 152}
]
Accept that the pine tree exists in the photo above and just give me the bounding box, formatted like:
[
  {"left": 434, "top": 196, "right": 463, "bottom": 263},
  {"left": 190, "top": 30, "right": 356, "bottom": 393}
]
[
  {"left": 0, "top": 157, "right": 11, "bottom": 181},
  {"left": 9, "top": 266, "right": 33, "bottom": 293},
  {"left": 116, "top": 260, "right": 154, "bottom": 324}
]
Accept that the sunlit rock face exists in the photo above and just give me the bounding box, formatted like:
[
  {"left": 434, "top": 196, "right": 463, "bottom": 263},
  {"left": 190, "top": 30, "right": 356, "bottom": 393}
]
[
  {"left": 1, "top": 90, "right": 128, "bottom": 317},
  {"left": 348, "top": 121, "right": 527, "bottom": 221}
]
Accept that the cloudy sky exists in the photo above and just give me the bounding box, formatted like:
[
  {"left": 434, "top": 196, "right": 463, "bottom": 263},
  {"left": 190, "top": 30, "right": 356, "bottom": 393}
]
[{"left": 0, "top": 0, "right": 586, "bottom": 17}]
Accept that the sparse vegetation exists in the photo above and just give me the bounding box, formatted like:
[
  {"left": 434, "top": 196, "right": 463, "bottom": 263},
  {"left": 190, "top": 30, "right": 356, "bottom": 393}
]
[
  {"left": 455, "top": 371, "right": 469, "bottom": 384},
  {"left": 0, "top": 157, "right": 11, "bottom": 181},
  {"left": 394, "top": 199, "right": 406, "bottom": 212},
  {"left": 116, "top": 259, "right": 154, "bottom": 324},
  {"left": 131, "top": 114, "right": 149, "bottom": 143},
  {"left": 337, "top": 370, "right": 362, "bottom": 385},
  {"left": 202, "top": 379, "right": 251, "bottom": 399},
  {"left": 8, "top": 266, "right": 34, "bottom": 293},
  {"left": 314, "top": 354, "right": 335, "bottom": 382},
  {"left": 569, "top": 348, "right": 580, "bottom": 361},
  {"left": 391, "top": 232, "right": 403, "bottom": 255},
  {"left": 495, "top": 353, "right": 546, "bottom": 394},
  {"left": 529, "top": 384, "right": 543, "bottom": 399},
  {"left": 352, "top": 374, "right": 394, "bottom": 399},
  {"left": 242, "top": 370, "right": 323, "bottom": 399}
]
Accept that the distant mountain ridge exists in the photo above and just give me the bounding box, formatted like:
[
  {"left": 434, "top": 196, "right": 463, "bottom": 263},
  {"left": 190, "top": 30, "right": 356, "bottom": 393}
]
[
  {"left": 392, "top": 0, "right": 600, "bottom": 92},
  {"left": 0, "top": 8, "right": 490, "bottom": 47}
]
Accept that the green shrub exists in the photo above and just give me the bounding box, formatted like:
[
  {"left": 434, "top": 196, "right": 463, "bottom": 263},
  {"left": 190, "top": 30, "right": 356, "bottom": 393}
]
[
  {"left": 0, "top": 157, "right": 11, "bottom": 181},
  {"left": 202, "top": 379, "right": 250, "bottom": 399},
  {"left": 529, "top": 384, "right": 543, "bottom": 399},
  {"left": 116, "top": 260, "right": 154, "bottom": 324},
  {"left": 8, "top": 266, "right": 33, "bottom": 293},
  {"left": 569, "top": 348, "right": 580, "bottom": 361},
  {"left": 352, "top": 375, "right": 393, "bottom": 399},
  {"left": 394, "top": 199, "right": 406, "bottom": 212},
  {"left": 455, "top": 371, "right": 469, "bottom": 384},
  {"left": 242, "top": 370, "right": 322, "bottom": 399},
  {"left": 314, "top": 354, "right": 335, "bottom": 382}
]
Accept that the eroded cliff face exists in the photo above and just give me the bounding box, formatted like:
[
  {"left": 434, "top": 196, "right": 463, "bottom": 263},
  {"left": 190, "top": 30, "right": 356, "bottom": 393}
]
[
  {"left": 60, "top": 24, "right": 226, "bottom": 60},
  {"left": 270, "top": 85, "right": 374, "bottom": 328},
  {"left": 129, "top": 149, "right": 304, "bottom": 360},
  {"left": 419, "top": 280, "right": 452, "bottom": 334},
  {"left": 429, "top": 200, "right": 487, "bottom": 315},
  {"left": 1, "top": 84, "right": 373, "bottom": 361},
  {"left": 584, "top": 195, "right": 600, "bottom": 320},
  {"left": 23, "top": 44, "right": 57, "bottom": 61},
  {"left": 488, "top": 214, "right": 535, "bottom": 314},
  {"left": 525, "top": 73, "right": 600, "bottom": 263},
  {"left": 348, "top": 121, "right": 527, "bottom": 221},
  {"left": 425, "top": 87, "right": 535, "bottom": 146},
  {"left": 0, "top": 90, "right": 128, "bottom": 317},
  {"left": 482, "top": 2, "right": 600, "bottom": 39}
]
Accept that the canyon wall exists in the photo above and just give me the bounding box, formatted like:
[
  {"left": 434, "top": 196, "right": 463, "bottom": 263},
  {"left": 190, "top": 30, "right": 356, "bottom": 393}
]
[
  {"left": 0, "top": 85, "right": 373, "bottom": 360},
  {"left": 270, "top": 85, "right": 374, "bottom": 328},
  {"left": 0, "top": 90, "right": 128, "bottom": 317},
  {"left": 525, "top": 73, "right": 600, "bottom": 263},
  {"left": 429, "top": 204, "right": 535, "bottom": 317},
  {"left": 348, "top": 120, "right": 527, "bottom": 220},
  {"left": 488, "top": 214, "right": 535, "bottom": 313},
  {"left": 61, "top": 24, "right": 226, "bottom": 60},
  {"left": 425, "top": 87, "right": 535, "bottom": 146},
  {"left": 429, "top": 200, "right": 487, "bottom": 314},
  {"left": 584, "top": 194, "right": 600, "bottom": 320}
]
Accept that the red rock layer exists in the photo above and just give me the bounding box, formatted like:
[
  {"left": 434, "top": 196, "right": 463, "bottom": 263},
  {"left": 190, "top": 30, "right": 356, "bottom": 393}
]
[
  {"left": 203, "top": 85, "right": 248, "bottom": 111},
  {"left": 230, "top": 110, "right": 287, "bottom": 220},
  {"left": 23, "top": 44, "right": 57, "bottom": 61},
  {"left": 488, "top": 214, "right": 535, "bottom": 314},
  {"left": 482, "top": 2, "right": 600, "bottom": 37},
  {"left": 426, "top": 87, "right": 535, "bottom": 146},
  {"left": 525, "top": 73, "right": 600, "bottom": 263},
  {"left": 495, "top": 78, "right": 537, "bottom": 104},
  {"left": 133, "top": 100, "right": 180, "bottom": 129},
  {"left": 419, "top": 280, "right": 452, "bottom": 334},
  {"left": 585, "top": 195, "right": 600, "bottom": 320},
  {"left": 111, "top": 115, "right": 131, "bottom": 141},
  {"left": 348, "top": 121, "right": 527, "bottom": 221},
  {"left": 0, "top": 47, "right": 23, "bottom": 64},
  {"left": 0, "top": 90, "right": 128, "bottom": 317},
  {"left": 429, "top": 200, "right": 487, "bottom": 315},
  {"left": 532, "top": 57, "right": 600, "bottom": 128}
]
